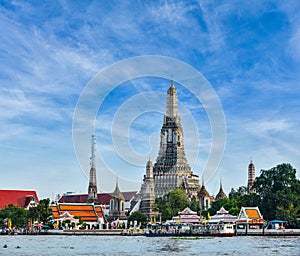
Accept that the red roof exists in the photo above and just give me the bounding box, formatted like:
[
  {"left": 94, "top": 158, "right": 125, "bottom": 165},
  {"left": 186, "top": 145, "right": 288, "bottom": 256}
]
[
  {"left": 0, "top": 190, "right": 39, "bottom": 209},
  {"left": 59, "top": 191, "right": 137, "bottom": 205}
]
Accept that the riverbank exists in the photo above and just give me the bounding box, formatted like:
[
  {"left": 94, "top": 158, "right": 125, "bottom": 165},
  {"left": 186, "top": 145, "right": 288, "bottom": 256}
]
[{"left": 9, "top": 228, "right": 300, "bottom": 236}]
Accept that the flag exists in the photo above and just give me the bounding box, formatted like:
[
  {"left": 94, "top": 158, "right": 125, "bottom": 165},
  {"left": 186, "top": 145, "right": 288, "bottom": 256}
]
[{"left": 7, "top": 218, "right": 12, "bottom": 228}]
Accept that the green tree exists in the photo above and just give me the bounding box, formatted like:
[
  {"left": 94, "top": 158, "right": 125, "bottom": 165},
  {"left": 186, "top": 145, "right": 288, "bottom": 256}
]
[
  {"left": 168, "top": 189, "right": 190, "bottom": 216},
  {"left": 0, "top": 204, "right": 28, "bottom": 228},
  {"left": 190, "top": 199, "right": 200, "bottom": 214},
  {"left": 153, "top": 189, "right": 190, "bottom": 221},
  {"left": 29, "top": 198, "right": 52, "bottom": 225},
  {"left": 254, "top": 163, "right": 300, "bottom": 227},
  {"left": 128, "top": 211, "right": 147, "bottom": 228},
  {"left": 228, "top": 186, "right": 260, "bottom": 211},
  {"left": 229, "top": 186, "right": 249, "bottom": 200},
  {"left": 208, "top": 198, "right": 240, "bottom": 216},
  {"left": 153, "top": 198, "right": 173, "bottom": 221}
]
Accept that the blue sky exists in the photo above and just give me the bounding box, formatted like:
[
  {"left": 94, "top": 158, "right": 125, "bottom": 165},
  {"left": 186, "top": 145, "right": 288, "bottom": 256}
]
[{"left": 1, "top": 1, "right": 300, "bottom": 199}]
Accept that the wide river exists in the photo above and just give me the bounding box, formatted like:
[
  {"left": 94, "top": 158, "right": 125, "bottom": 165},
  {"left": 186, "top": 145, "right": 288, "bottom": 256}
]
[{"left": 0, "top": 235, "right": 299, "bottom": 255}]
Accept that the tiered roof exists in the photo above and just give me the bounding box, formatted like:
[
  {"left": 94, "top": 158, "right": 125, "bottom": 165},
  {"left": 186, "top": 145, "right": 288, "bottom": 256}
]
[
  {"left": 51, "top": 203, "right": 104, "bottom": 223},
  {"left": 198, "top": 184, "right": 210, "bottom": 197},
  {"left": 172, "top": 207, "right": 201, "bottom": 224},
  {"left": 209, "top": 207, "right": 236, "bottom": 223},
  {"left": 111, "top": 182, "right": 125, "bottom": 200}
]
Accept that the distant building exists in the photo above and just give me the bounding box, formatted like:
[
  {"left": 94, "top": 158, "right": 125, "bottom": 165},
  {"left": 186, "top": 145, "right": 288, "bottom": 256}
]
[
  {"left": 208, "top": 207, "right": 236, "bottom": 224},
  {"left": 139, "top": 159, "right": 156, "bottom": 219},
  {"left": 198, "top": 177, "right": 214, "bottom": 211},
  {"left": 172, "top": 207, "right": 201, "bottom": 224},
  {"left": 236, "top": 206, "right": 265, "bottom": 230},
  {"left": 109, "top": 181, "right": 126, "bottom": 220},
  {"left": 51, "top": 203, "right": 104, "bottom": 225},
  {"left": 152, "top": 81, "right": 200, "bottom": 199},
  {"left": 215, "top": 178, "right": 227, "bottom": 201},
  {"left": 247, "top": 160, "right": 256, "bottom": 192},
  {"left": 58, "top": 191, "right": 137, "bottom": 217},
  {"left": 51, "top": 135, "right": 105, "bottom": 227},
  {"left": 0, "top": 189, "right": 38, "bottom": 210}
]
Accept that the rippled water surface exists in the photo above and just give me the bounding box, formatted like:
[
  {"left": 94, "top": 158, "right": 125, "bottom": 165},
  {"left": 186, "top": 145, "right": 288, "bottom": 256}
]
[{"left": 0, "top": 235, "right": 300, "bottom": 255}]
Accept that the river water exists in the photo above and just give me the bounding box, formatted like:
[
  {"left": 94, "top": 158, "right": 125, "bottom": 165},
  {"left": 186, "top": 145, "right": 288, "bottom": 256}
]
[{"left": 0, "top": 235, "right": 299, "bottom": 255}]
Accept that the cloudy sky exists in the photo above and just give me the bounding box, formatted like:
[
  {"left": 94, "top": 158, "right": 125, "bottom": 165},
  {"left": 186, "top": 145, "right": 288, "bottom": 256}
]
[{"left": 1, "top": 1, "right": 300, "bottom": 199}]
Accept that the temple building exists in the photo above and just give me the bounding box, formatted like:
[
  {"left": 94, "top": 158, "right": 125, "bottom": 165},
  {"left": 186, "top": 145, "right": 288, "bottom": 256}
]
[
  {"left": 215, "top": 178, "right": 227, "bottom": 201},
  {"left": 198, "top": 177, "right": 214, "bottom": 211},
  {"left": 51, "top": 135, "right": 105, "bottom": 228},
  {"left": 247, "top": 160, "right": 256, "bottom": 193},
  {"left": 152, "top": 81, "right": 200, "bottom": 199},
  {"left": 0, "top": 190, "right": 38, "bottom": 210},
  {"left": 109, "top": 180, "right": 126, "bottom": 220},
  {"left": 236, "top": 206, "right": 265, "bottom": 230},
  {"left": 139, "top": 159, "right": 156, "bottom": 219}
]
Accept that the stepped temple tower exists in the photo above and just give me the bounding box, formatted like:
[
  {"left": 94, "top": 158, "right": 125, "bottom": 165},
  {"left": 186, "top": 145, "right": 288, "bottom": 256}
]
[
  {"left": 153, "top": 80, "right": 200, "bottom": 198},
  {"left": 247, "top": 160, "right": 256, "bottom": 193},
  {"left": 87, "top": 135, "right": 99, "bottom": 204},
  {"left": 139, "top": 159, "right": 156, "bottom": 219}
]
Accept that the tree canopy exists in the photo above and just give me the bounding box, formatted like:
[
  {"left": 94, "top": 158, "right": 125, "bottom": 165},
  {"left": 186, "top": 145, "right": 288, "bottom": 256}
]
[
  {"left": 128, "top": 211, "right": 147, "bottom": 228},
  {"left": 29, "top": 198, "right": 52, "bottom": 225},
  {"left": 0, "top": 204, "right": 28, "bottom": 228},
  {"left": 153, "top": 189, "right": 193, "bottom": 221},
  {"left": 254, "top": 163, "right": 300, "bottom": 227}
]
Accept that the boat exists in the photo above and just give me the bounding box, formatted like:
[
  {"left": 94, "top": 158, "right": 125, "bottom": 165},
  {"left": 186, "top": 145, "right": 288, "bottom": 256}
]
[
  {"left": 145, "top": 222, "right": 235, "bottom": 237},
  {"left": 144, "top": 223, "right": 191, "bottom": 237},
  {"left": 190, "top": 223, "right": 235, "bottom": 237}
]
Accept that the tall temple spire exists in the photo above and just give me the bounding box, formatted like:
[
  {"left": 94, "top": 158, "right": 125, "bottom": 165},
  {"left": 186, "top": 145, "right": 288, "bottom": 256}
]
[
  {"left": 139, "top": 158, "right": 156, "bottom": 218},
  {"left": 166, "top": 80, "right": 178, "bottom": 119},
  {"left": 153, "top": 81, "right": 199, "bottom": 198},
  {"left": 87, "top": 135, "right": 98, "bottom": 204},
  {"left": 248, "top": 160, "right": 256, "bottom": 193}
]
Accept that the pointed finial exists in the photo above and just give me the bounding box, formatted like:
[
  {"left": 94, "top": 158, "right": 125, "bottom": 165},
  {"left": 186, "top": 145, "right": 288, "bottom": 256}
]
[
  {"left": 170, "top": 75, "right": 174, "bottom": 86},
  {"left": 220, "top": 176, "right": 223, "bottom": 189},
  {"left": 91, "top": 134, "right": 96, "bottom": 168},
  {"left": 202, "top": 174, "right": 204, "bottom": 186}
]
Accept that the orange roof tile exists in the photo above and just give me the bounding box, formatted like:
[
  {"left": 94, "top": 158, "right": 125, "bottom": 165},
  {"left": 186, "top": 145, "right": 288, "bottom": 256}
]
[
  {"left": 59, "top": 204, "right": 94, "bottom": 211},
  {"left": 52, "top": 203, "right": 104, "bottom": 222},
  {"left": 81, "top": 217, "right": 98, "bottom": 221},
  {"left": 52, "top": 212, "right": 60, "bottom": 218},
  {"left": 245, "top": 209, "right": 260, "bottom": 219},
  {"left": 62, "top": 211, "right": 96, "bottom": 217}
]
